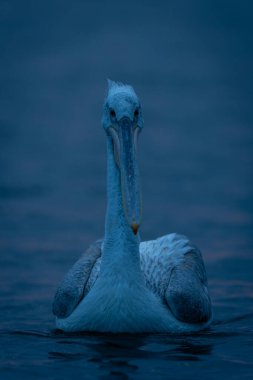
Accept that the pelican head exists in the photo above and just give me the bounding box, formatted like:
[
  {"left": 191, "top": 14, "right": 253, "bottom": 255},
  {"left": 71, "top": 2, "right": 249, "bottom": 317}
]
[{"left": 102, "top": 80, "right": 144, "bottom": 235}]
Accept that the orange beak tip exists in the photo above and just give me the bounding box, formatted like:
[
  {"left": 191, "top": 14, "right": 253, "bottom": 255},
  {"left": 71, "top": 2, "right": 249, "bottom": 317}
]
[{"left": 131, "top": 223, "right": 139, "bottom": 235}]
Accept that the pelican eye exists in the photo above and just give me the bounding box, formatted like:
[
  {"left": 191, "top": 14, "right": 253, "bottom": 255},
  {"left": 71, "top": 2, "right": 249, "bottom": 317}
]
[
  {"left": 110, "top": 109, "right": 116, "bottom": 118},
  {"left": 134, "top": 109, "right": 139, "bottom": 117}
]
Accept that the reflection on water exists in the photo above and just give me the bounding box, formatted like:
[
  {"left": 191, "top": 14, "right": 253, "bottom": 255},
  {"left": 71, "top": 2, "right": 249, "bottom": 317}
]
[
  {"left": 1, "top": 0, "right": 253, "bottom": 379},
  {"left": 2, "top": 316, "right": 253, "bottom": 380}
]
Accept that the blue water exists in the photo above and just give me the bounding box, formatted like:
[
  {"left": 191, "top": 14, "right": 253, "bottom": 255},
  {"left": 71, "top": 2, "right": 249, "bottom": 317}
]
[{"left": 1, "top": 1, "right": 253, "bottom": 379}]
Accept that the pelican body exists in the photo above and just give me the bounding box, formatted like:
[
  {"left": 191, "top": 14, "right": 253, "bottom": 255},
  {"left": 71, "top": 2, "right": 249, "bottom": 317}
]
[{"left": 53, "top": 81, "right": 212, "bottom": 333}]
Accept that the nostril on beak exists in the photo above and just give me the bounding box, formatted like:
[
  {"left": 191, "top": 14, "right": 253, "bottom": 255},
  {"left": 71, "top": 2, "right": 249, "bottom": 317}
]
[{"left": 131, "top": 223, "right": 139, "bottom": 235}]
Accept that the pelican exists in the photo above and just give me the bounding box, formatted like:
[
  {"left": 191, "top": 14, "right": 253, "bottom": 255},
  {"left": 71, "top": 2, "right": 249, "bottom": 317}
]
[{"left": 53, "top": 81, "right": 212, "bottom": 333}]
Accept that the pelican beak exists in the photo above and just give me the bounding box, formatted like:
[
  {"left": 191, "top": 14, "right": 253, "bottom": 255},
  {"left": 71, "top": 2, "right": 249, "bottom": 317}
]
[{"left": 109, "top": 117, "right": 142, "bottom": 234}]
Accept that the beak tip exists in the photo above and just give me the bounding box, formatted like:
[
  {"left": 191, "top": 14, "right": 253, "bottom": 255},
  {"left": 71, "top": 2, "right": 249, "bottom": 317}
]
[{"left": 131, "top": 223, "right": 139, "bottom": 235}]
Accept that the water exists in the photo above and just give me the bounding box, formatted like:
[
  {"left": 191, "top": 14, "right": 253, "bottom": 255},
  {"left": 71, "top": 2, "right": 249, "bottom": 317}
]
[{"left": 1, "top": 1, "right": 253, "bottom": 379}]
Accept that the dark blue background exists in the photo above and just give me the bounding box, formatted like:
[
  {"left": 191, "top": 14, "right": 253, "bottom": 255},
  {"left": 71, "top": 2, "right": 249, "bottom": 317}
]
[{"left": 1, "top": 1, "right": 253, "bottom": 379}]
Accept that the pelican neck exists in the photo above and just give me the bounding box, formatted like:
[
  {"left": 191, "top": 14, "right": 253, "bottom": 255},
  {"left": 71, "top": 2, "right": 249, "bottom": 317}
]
[{"left": 101, "top": 138, "right": 141, "bottom": 273}]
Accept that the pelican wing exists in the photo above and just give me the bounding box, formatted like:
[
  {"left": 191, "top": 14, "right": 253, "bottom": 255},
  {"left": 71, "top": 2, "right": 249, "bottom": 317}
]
[
  {"left": 53, "top": 234, "right": 211, "bottom": 324},
  {"left": 140, "top": 233, "right": 212, "bottom": 324},
  {"left": 52, "top": 239, "right": 102, "bottom": 318}
]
